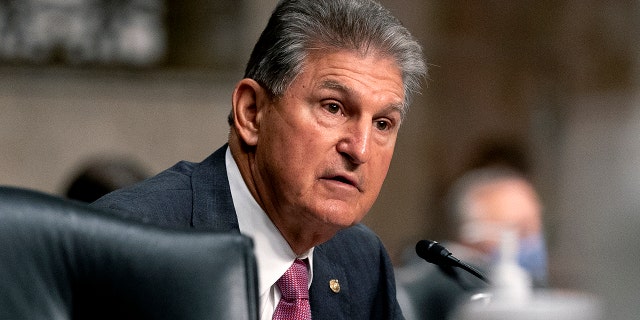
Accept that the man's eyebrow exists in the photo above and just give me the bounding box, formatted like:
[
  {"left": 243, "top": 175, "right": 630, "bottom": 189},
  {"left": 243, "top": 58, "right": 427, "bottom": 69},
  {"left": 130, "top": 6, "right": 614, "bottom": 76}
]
[
  {"left": 319, "top": 80, "right": 351, "bottom": 93},
  {"left": 319, "top": 79, "right": 405, "bottom": 116},
  {"left": 384, "top": 104, "right": 405, "bottom": 116}
]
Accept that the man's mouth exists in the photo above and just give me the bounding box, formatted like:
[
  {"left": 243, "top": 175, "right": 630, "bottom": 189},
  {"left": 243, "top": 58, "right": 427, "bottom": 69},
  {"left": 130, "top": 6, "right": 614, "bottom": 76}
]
[{"left": 323, "top": 173, "right": 361, "bottom": 191}]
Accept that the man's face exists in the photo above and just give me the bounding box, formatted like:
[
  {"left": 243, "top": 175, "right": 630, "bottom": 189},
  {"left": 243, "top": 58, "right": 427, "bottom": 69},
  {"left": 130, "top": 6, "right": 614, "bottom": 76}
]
[{"left": 252, "top": 49, "right": 404, "bottom": 234}]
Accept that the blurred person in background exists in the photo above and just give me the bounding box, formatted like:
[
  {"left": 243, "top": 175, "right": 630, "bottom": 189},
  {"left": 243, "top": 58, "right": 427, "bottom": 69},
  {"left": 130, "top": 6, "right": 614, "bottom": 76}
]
[
  {"left": 396, "top": 165, "right": 548, "bottom": 320},
  {"left": 446, "top": 166, "right": 548, "bottom": 286}
]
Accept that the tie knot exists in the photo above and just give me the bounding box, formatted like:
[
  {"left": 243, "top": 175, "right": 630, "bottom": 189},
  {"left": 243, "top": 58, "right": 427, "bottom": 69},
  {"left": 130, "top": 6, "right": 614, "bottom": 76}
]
[{"left": 276, "top": 259, "right": 309, "bottom": 300}]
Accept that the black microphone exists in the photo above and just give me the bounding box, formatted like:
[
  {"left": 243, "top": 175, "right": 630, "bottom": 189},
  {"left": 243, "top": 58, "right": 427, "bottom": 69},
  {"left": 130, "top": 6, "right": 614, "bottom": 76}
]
[{"left": 415, "top": 240, "right": 490, "bottom": 284}]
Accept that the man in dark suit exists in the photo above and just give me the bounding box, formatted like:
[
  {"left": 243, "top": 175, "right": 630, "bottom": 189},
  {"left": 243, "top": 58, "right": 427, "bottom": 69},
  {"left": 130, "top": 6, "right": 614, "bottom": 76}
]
[{"left": 92, "top": 0, "right": 426, "bottom": 319}]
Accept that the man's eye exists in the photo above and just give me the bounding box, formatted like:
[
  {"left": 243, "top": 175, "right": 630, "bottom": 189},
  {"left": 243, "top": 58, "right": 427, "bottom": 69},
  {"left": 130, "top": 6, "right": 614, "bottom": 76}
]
[
  {"left": 375, "top": 120, "right": 391, "bottom": 131},
  {"left": 325, "top": 103, "right": 341, "bottom": 114}
]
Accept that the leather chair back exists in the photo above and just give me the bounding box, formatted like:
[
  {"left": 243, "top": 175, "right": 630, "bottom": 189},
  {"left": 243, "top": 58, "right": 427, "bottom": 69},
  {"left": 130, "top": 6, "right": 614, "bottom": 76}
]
[{"left": 0, "top": 186, "right": 259, "bottom": 320}]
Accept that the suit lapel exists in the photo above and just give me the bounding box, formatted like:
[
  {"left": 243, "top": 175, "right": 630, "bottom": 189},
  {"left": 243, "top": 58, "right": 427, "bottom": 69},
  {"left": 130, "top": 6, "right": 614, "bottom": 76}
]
[{"left": 310, "top": 244, "right": 352, "bottom": 320}]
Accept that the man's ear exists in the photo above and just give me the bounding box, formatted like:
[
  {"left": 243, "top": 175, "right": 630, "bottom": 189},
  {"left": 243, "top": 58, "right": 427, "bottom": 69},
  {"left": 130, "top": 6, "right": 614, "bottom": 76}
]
[{"left": 231, "top": 78, "right": 268, "bottom": 146}]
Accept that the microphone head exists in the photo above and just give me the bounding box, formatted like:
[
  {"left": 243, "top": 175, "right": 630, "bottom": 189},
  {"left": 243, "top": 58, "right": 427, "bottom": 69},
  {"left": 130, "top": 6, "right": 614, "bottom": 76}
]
[{"left": 415, "top": 240, "right": 455, "bottom": 266}]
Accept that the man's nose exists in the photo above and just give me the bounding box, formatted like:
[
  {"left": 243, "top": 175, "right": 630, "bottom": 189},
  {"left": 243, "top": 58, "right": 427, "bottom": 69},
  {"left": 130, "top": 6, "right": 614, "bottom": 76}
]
[{"left": 336, "top": 119, "right": 372, "bottom": 165}]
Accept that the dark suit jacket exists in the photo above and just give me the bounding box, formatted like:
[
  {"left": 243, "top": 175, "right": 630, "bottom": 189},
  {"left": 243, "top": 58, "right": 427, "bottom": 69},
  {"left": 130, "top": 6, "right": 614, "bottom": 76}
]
[{"left": 91, "top": 145, "right": 404, "bottom": 320}]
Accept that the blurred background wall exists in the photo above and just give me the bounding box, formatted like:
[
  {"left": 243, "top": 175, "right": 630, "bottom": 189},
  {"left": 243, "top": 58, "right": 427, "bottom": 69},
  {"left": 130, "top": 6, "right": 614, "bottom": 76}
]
[{"left": 1, "top": 0, "right": 639, "bottom": 318}]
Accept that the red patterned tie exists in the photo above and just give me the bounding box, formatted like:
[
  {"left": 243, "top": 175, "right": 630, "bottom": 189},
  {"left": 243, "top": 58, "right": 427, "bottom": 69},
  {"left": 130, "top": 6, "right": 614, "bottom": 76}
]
[{"left": 273, "top": 259, "right": 312, "bottom": 320}]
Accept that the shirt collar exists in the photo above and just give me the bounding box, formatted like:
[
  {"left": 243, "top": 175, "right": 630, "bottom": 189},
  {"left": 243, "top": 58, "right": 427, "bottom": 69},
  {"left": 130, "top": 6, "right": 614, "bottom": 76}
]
[{"left": 225, "top": 147, "right": 314, "bottom": 297}]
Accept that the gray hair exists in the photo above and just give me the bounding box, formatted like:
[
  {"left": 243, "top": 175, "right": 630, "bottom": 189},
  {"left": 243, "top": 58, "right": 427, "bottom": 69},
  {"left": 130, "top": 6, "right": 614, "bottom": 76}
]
[{"left": 231, "top": 0, "right": 426, "bottom": 124}]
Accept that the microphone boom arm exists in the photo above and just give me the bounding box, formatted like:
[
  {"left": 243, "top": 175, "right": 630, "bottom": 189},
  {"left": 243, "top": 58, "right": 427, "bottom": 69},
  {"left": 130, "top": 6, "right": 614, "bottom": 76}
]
[{"left": 415, "top": 240, "right": 490, "bottom": 284}]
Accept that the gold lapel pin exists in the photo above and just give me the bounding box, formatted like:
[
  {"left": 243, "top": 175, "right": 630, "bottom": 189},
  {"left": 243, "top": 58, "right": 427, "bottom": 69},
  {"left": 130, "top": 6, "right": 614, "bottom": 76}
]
[{"left": 329, "top": 279, "right": 340, "bottom": 293}]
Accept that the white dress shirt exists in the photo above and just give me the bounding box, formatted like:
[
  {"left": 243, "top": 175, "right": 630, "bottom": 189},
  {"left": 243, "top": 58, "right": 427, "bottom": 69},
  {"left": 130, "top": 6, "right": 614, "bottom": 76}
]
[{"left": 225, "top": 147, "right": 314, "bottom": 320}]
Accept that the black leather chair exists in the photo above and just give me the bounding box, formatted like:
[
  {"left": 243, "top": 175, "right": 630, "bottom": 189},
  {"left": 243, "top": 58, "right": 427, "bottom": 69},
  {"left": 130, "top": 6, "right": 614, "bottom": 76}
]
[{"left": 0, "top": 186, "right": 259, "bottom": 320}]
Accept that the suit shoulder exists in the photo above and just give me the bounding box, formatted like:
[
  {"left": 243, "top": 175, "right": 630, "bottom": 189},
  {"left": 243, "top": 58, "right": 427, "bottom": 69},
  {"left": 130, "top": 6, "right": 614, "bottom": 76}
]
[
  {"left": 100, "top": 159, "right": 196, "bottom": 199},
  {"left": 90, "top": 160, "right": 197, "bottom": 226}
]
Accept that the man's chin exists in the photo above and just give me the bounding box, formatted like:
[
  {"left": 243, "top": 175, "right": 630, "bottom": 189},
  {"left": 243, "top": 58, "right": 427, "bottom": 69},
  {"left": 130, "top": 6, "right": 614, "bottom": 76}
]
[{"left": 318, "top": 210, "right": 363, "bottom": 229}]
